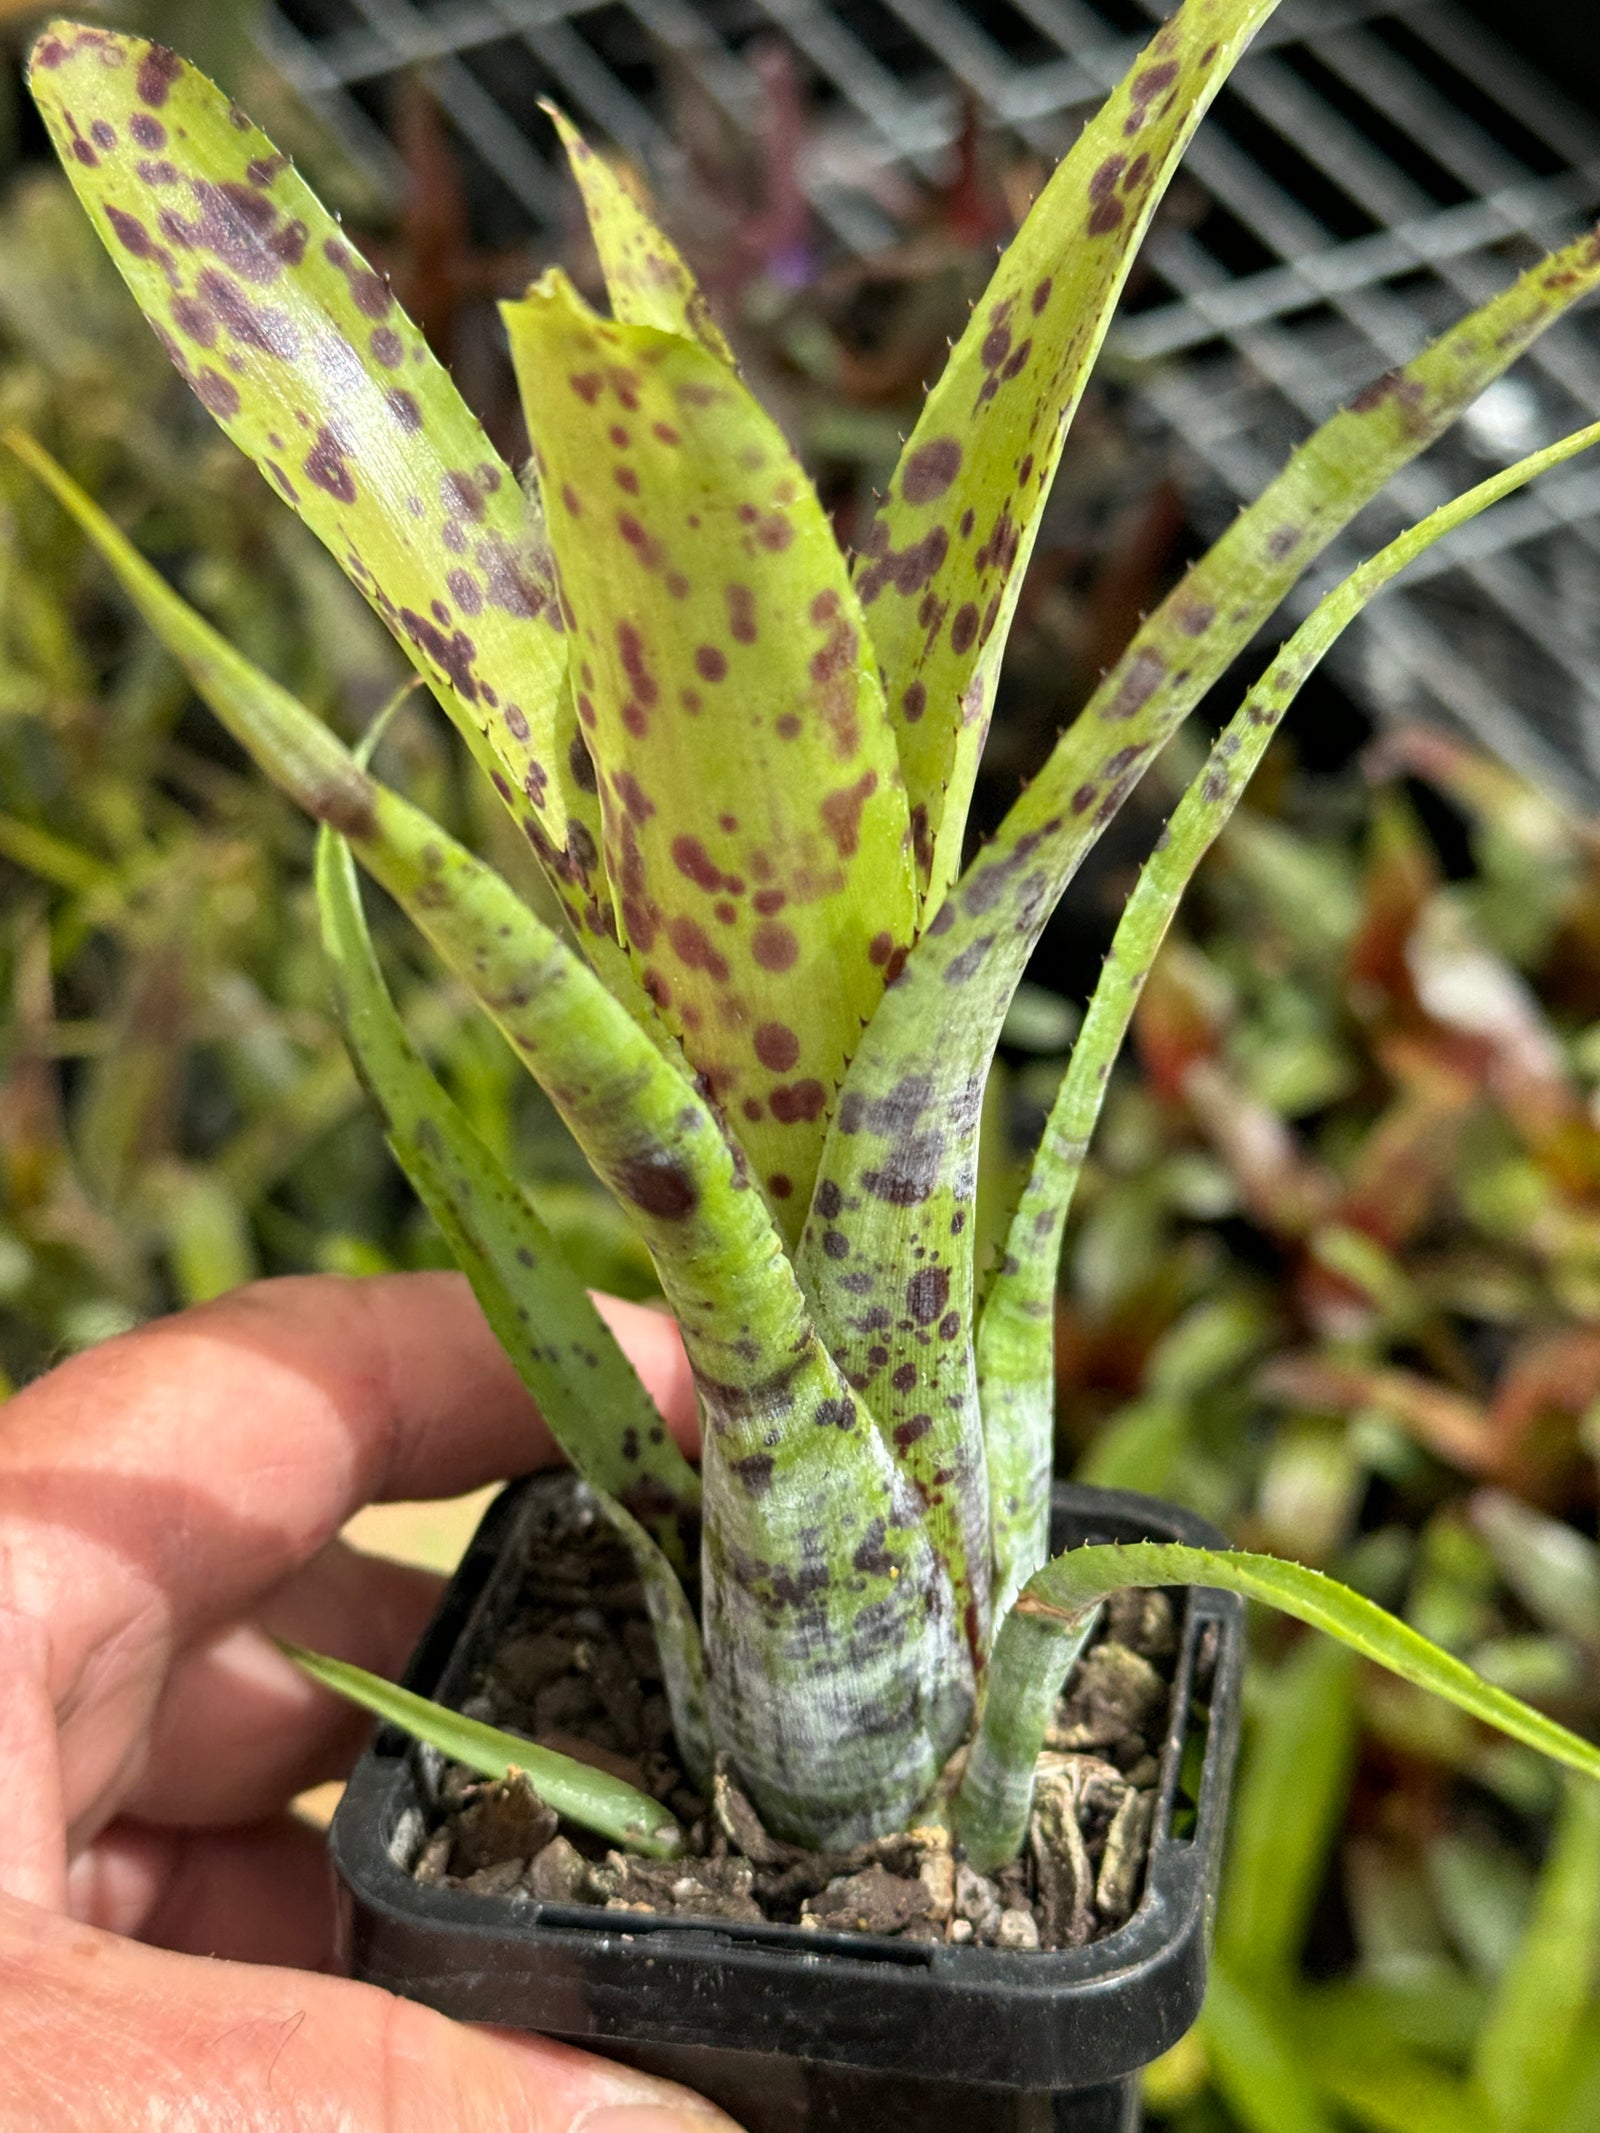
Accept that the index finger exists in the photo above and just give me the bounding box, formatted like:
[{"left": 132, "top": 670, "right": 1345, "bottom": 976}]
[{"left": 0, "top": 1270, "right": 695, "bottom": 1746}]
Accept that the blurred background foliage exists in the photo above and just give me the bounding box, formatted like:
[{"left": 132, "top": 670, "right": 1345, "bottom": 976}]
[{"left": 3, "top": 5, "right": 1600, "bottom": 2127}]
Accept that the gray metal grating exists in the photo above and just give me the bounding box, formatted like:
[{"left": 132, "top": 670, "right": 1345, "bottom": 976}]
[{"left": 261, "top": 0, "right": 1600, "bottom": 808}]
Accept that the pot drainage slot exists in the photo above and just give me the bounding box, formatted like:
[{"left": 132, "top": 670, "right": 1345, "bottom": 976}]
[{"left": 1166, "top": 1615, "right": 1221, "bottom": 1847}]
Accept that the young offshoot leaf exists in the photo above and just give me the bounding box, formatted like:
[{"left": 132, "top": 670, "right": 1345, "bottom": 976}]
[
  {"left": 863, "top": 0, "right": 1281, "bottom": 911},
  {"left": 546, "top": 107, "right": 736, "bottom": 364},
  {"left": 976, "top": 418, "right": 1600, "bottom": 1614},
  {"left": 13, "top": 431, "right": 968, "bottom": 1851},
  {"left": 955, "top": 1541, "right": 1600, "bottom": 1873},
  {"left": 28, "top": 23, "right": 620, "bottom": 983},
  {"left": 279, "top": 1639, "right": 685, "bottom": 1857},
  {"left": 504, "top": 271, "right": 916, "bottom": 1231}
]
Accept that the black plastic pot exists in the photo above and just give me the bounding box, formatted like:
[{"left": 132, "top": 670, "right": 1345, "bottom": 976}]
[{"left": 331, "top": 1479, "right": 1244, "bottom": 2132}]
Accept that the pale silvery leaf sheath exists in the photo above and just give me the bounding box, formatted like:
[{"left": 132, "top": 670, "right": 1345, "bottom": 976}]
[
  {"left": 15, "top": 432, "right": 966, "bottom": 1847},
  {"left": 954, "top": 1543, "right": 1600, "bottom": 1872},
  {"left": 27, "top": 23, "right": 627, "bottom": 992},
  {"left": 799, "top": 226, "right": 1600, "bottom": 1635},
  {"left": 315, "top": 824, "right": 701, "bottom": 1556},
  {"left": 976, "top": 416, "right": 1600, "bottom": 1619},
  {"left": 545, "top": 107, "right": 737, "bottom": 365},
  {"left": 503, "top": 273, "right": 916, "bottom": 1238},
  {"left": 861, "top": 0, "right": 1281, "bottom": 912}
]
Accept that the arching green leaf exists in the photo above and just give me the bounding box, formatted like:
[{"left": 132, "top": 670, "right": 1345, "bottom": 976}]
[
  {"left": 1218, "top": 1640, "right": 1358, "bottom": 1985},
  {"left": 1474, "top": 1776, "right": 1600, "bottom": 2132},
  {"left": 1200, "top": 1962, "right": 1340, "bottom": 2133},
  {"left": 315, "top": 824, "right": 702, "bottom": 1561},
  {"left": 956, "top": 1541, "right": 1600, "bottom": 1871},
  {"left": 800, "top": 226, "right": 1600, "bottom": 1618},
  {"left": 976, "top": 418, "right": 1600, "bottom": 1614}
]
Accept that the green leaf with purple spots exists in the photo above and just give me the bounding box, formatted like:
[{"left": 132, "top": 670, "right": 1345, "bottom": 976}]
[
  {"left": 860, "top": 0, "right": 1281, "bottom": 911},
  {"left": 315, "top": 821, "right": 703, "bottom": 1567},
  {"left": 546, "top": 106, "right": 736, "bottom": 365},
  {"left": 27, "top": 21, "right": 623, "bottom": 988},
  {"left": 975, "top": 415, "right": 1600, "bottom": 1621},
  {"left": 799, "top": 221, "right": 1600, "bottom": 1641},
  {"left": 12, "top": 426, "right": 968, "bottom": 1850},
  {"left": 503, "top": 270, "right": 917, "bottom": 1236}
]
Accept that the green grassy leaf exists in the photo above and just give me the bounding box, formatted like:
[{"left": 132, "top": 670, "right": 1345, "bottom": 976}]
[
  {"left": 27, "top": 23, "right": 619, "bottom": 983},
  {"left": 958, "top": 1537, "right": 1600, "bottom": 1869},
  {"left": 1474, "top": 1776, "right": 1600, "bottom": 2131},
  {"left": 151, "top": 1162, "right": 259, "bottom": 1304},
  {"left": 1047, "top": 1541, "right": 1600, "bottom": 1768},
  {"left": 503, "top": 270, "right": 916, "bottom": 1233},
  {"left": 1294, "top": 1974, "right": 1488, "bottom": 2068},
  {"left": 863, "top": 0, "right": 1281, "bottom": 911},
  {"left": 1217, "top": 1638, "right": 1358, "bottom": 1985},
  {"left": 279, "top": 1638, "right": 685, "bottom": 1857},
  {"left": 546, "top": 107, "right": 735, "bottom": 364},
  {"left": 1200, "top": 1961, "right": 1339, "bottom": 2133},
  {"left": 1548, "top": 2011, "right": 1600, "bottom": 2133},
  {"left": 1289, "top": 2039, "right": 1493, "bottom": 2133}
]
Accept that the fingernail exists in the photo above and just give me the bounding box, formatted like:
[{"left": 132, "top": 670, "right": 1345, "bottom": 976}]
[{"left": 576, "top": 2110, "right": 742, "bottom": 2133}]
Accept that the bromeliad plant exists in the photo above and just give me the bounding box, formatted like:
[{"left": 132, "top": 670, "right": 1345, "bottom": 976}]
[{"left": 19, "top": 8, "right": 1600, "bottom": 1875}]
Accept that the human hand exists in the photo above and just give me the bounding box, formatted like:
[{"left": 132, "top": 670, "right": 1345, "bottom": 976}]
[{"left": 0, "top": 1270, "right": 739, "bottom": 2131}]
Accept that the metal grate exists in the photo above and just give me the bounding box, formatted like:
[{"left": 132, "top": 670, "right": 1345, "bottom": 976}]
[{"left": 261, "top": 0, "right": 1600, "bottom": 808}]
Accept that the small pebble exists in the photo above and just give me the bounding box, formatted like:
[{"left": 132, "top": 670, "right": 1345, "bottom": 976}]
[
  {"left": 954, "top": 1861, "right": 1003, "bottom": 1939},
  {"left": 996, "top": 1908, "right": 1041, "bottom": 1951},
  {"left": 412, "top": 1828, "right": 454, "bottom": 1886},
  {"left": 461, "top": 1859, "right": 526, "bottom": 1899},
  {"left": 526, "top": 1835, "right": 588, "bottom": 1904}
]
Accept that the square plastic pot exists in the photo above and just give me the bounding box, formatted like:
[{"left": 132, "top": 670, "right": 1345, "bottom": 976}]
[{"left": 331, "top": 1478, "right": 1244, "bottom": 2133}]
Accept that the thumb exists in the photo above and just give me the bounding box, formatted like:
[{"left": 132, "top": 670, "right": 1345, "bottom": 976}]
[{"left": 1, "top": 1890, "right": 743, "bottom": 2133}]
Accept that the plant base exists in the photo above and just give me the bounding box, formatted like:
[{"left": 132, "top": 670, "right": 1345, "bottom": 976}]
[{"left": 331, "top": 1480, "right": 1243, "bottom": 2132}]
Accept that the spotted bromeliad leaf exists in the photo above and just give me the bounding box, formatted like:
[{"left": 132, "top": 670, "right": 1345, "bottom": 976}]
[{"left": 26, "top": 7, "right": 1600, "bottom": 1859}]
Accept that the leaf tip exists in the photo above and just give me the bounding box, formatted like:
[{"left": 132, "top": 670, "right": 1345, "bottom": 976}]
[{"left": 540, "top": 97, "right": 579, "bottom": 142}]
